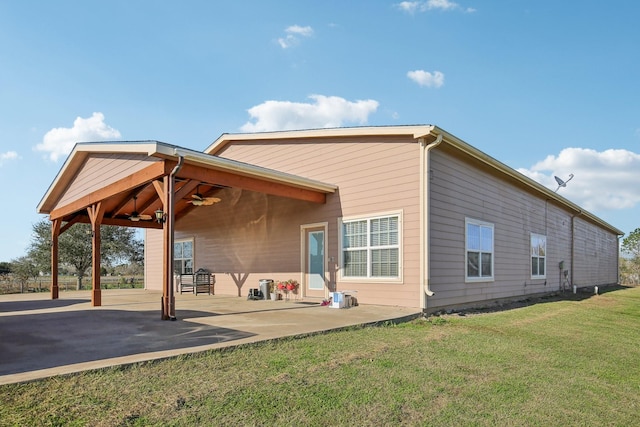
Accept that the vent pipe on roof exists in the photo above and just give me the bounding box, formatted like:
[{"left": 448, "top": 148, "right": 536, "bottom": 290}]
[{"left": 420, "top": 134, "right": 443, "bottom": 311}]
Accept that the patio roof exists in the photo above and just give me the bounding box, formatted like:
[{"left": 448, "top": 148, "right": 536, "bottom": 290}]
[
  {"left": 37, "top": 140, "right": 337, "bottom": 317},
  {"left": 37, "top": 140, "right": 337, "bottom": 227}
]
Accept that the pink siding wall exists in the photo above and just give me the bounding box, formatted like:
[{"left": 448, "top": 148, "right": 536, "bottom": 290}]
[
  {"left": 58, "top": 154, "right": 159, "bottom": 207},
  {"left": 169, "top": 135, "right": 424, "bottom": 307},
  {"left": 572, "top": 217, "right": 619, "bottom": 287},
  {"left": 144, "top": 228, "right": 163, "bottom": 291},
  {"left": 144, "top": 135, "right": 618, "bottom": 311},
  {"left": 428, "top": 149, "right": 618, "bottom": 310}
]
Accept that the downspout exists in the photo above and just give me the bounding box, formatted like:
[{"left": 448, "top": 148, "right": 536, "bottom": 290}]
[
  {"left": 167, "top": 152, "right": 184, "bottom": 320},
  {"left": 616, "top": 234, "right": 622, "bottom": 285},
  {"left": 570, "top": 210, "right": 582, "bottom": 291},
  {"left": 420, "top": 134, "right": 443, "bottom": 311}
]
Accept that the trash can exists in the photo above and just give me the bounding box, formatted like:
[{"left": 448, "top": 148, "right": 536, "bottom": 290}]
[{"left": 259, "top": 279, "right": 273, "bottom": 301}]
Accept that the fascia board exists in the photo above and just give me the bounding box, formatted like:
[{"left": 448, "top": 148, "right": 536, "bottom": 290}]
[
  {"left": 38, "top": 141, "right": 337, "bottom": 215},
  {"left": 37, "top": 141, "right": 170, "bottom": 214},
  {"left": 172, "top": 148, "right": 337, "bottom": 193},
  {"left": 205, "top": 125, "right": 435, "bottom": 155},
  {"left": 428, "top": 127, "right": 624, "bottom": 236}
]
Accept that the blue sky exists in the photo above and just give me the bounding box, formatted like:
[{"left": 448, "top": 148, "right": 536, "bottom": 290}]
[{"left": 1, "top": 0, "right": 639, "bottom": 262}]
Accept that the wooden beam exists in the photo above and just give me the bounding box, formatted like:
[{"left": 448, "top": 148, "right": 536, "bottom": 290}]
[
  {"left": 59, "top": 213, "right": 163, "bottom": 229},
  {"left": 51, "top": 219, "right": 61, "bottom": 300},
  {"left": 87, "top": 203, "right": 105, "bottom": 307},
  {"left": 59, "top": 216, "right": 81, "bottom": 234},
  {"left": 162, "top": 176, "right": 171, "bottom": 320},
  {"left": 110, "top": 188, "right": 139, "bottom": 217},
  {"left": 152, "top": 180, "right": 166, "bottom": 206},
  {"left": 177, "top": 164, "right": 327, "bottom": 204},
  {"left": 101, "top": 217, "right": 163, "bottom": 229},
  {"left": 49, "top": 160, "right": 175, "bottom": 220},
  {"left": 174, "top": 179, "right": 201, "bottom": 203}
]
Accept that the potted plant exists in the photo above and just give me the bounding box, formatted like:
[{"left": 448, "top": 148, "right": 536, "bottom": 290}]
[
  {"left": 277, "top": 281, "right": 287, "bottom": 298},
  {"left": 285, "top": 279, "right": 299, "bottom": 293},
  {"left": 269, "top": 281, "right": 278, "bottom": 301}
]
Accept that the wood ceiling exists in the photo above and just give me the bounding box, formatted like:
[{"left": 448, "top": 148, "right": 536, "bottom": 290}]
[{"left": 48, "top": 158, "right": 330, "bottom": 230}]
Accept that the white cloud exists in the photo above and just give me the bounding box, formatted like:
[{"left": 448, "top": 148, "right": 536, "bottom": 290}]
[
  {"left": 34, "top": 112, "right": 121, "bottom": 162},
  {"left": 0, "top": 151, "right": 18, "bottom": 166},
  {"left": 286, "top": 25, "right": 313, "bottom": 37},
  {"left": 407, "top": 70, "right": 445, "bottom": 88},
  {"left": 240, "top": 95, "right": 379, "bottom": 133},
  {"left": 278, "top": 25, "right": 314, "bottom": 49},
  {"left": 396, "top": 0, "right": 475, "bottom": 13},
  {"left": 397, "top": 1, "right": 421, "bottom": 13},
  {"left": 426, "top": 0, "right": 459, "bottom": 10},
  {"left": 517, "top": 147, "right": 640, "bottom": 211}
]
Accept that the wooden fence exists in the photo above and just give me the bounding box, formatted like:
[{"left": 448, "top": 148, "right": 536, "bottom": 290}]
[{"left": 0, "top": 275, "right": 144, "bottom": 295}]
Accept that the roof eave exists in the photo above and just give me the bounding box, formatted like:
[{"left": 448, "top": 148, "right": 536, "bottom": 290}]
[
  {"left": 205, "top": 125, "right": 436, "bottom": 155},
  {"left": 38, "top": 141, "right": 337, "bottom": 215},
  {"left": 37, "top": 141, "right": 170, "bottom": 214},
  {"left": 426, "top": 127, "right": 624, "bottom": 236}
]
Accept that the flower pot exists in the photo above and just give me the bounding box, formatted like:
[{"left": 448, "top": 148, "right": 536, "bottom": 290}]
[{"left": 270, "top": 292, "right": 277, "bottom": 301}]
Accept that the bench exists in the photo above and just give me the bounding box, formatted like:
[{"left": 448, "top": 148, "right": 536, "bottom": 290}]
[{"left": 179, "top": 270, "right": 215, "bottom": 295}]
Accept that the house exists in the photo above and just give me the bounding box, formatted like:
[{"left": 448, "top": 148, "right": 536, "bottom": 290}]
[{"left": 37, "top": 125, "right": 622, "bottom": 317}]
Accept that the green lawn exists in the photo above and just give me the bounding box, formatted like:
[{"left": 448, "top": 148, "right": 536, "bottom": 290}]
[{"left": 1, "top": 287, "right": 639, "bottom": 426}]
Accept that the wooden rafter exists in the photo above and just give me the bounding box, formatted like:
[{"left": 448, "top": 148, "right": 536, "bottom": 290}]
[
  {"left": 49, "top": 160, "right": 175, "bottom": 221},
  {"left": 177, "top": 164, "right": 327, "bottom": 204}
]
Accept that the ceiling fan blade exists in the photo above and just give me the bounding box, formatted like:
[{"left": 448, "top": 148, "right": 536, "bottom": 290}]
[
  {"left": 191, "top": 193, "right": 204, "bottom": 200},
  {"left": 139, "top": 214, "right": 153, "bottom": 220},
  {"left": 202, "top": 197, "right": 221, "bottom": 205}
]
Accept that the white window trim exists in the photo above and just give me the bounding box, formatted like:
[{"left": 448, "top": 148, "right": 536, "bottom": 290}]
[
  {"left": 530, "top": 233, "right": 547, "bottom": 279},
  {"left": 465, "top": 218, "right": 494, "bottom": 283},
  {"left": 300, "top": 222, "right": 329, "bottom": 297},
  {"left": 174, "top": 237, "right": 195, "bottom": 275},
  {"left": 338, "top": 210, "right": 403, "bottom": 283}
]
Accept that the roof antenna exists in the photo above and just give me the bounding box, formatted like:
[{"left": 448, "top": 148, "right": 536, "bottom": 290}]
[{"left": 554, "top": 173, "right": 574, "bottom": 192}]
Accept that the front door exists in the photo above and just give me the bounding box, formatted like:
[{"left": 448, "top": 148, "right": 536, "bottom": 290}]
[{"left": 304, "top": 226, "right": 327, "bottom": 299}]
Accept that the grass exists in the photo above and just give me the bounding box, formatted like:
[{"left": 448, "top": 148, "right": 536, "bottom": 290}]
[
  {"left": 1, "top": 287, "right": 639, "bottom": 426},
  {"left": 0, "top": 275, "right": 144, "bottom": 294}
]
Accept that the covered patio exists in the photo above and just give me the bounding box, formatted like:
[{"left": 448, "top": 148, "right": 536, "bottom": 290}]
[
  {"left": 0, "top": 288, "right": 421, "bottom": 385},
  {"left": 37, "top": 141, "right": 337, "bottom": 319}
]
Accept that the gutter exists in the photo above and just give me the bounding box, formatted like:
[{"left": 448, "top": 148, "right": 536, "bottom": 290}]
[
  {"left": 420, "top": 134, "right": 443, "bottom": 311},
  {"left": 172, "top": 147, "right": 337, "bottom": 194},
  {"left": 166, "top": 153, "right": 184, "bottom": 320}
]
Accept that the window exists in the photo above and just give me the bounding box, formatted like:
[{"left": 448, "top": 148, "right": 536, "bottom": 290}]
[
  {"left": 342, "top": 214, "right": 400, "bottom": 279},
  {"left": 531, "top": 233, "right": 546, "bottom": 278},
  {"left": 465, "top": 218, "right": 494, "bottom": 281},
  {"left": 173, "top": 239, "right": 193, "bottom": 274}
]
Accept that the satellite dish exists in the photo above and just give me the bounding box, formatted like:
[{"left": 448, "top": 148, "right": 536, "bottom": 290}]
[{"left": 554, "top": 173, "right": 574, "bottom": 192}]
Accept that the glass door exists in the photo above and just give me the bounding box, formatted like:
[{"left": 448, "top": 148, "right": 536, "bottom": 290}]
[{"left": 306, "top": 228, "right": 326, "bottom": 297}]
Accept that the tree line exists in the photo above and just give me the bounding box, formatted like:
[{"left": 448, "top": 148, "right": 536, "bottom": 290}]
[
  {"left": 1, "top": 223, "right": 639, "bottom": 293},
  {"left": 1, "top": 219, "right": 143, "bottom": 292},
  {"left": 621, "top": 228, "right": 640, "bottom": 285}
]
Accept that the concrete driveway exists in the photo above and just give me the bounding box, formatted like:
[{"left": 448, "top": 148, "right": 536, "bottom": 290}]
[{"left": 0, "top": 289, "right": 420, "bottom": 385}]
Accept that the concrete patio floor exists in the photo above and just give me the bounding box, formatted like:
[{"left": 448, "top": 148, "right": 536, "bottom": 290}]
[{"left": 0, "top": 289, "right": 421, "bottom": 385}]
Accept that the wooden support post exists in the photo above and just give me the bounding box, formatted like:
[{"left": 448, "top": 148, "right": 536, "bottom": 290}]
[
  {"left": 51, "top": 219, "right": 60, "bottom": 299},
  {"left": 161, "top": 163, "right": 180, "bottom": 320},
  {"left": 161, "top": 176, "right": 171, "bottom": 320},
  {"left": 87, "top": 203, "right": 105, "bottom": 307}
]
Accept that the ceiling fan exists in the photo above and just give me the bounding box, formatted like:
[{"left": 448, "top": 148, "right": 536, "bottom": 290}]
[
  {"left": 127, "top": 196, "right": 152, "bottom": 222},
  {"left": 188, "top": 185, "right": 221, "bottom": 206}
]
